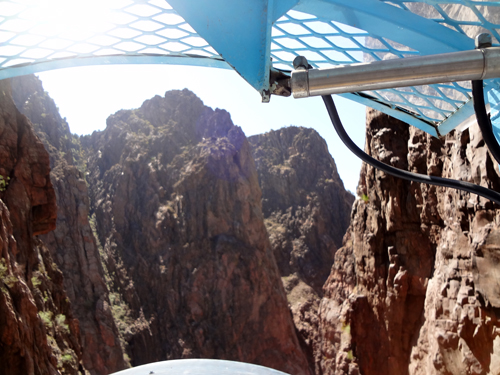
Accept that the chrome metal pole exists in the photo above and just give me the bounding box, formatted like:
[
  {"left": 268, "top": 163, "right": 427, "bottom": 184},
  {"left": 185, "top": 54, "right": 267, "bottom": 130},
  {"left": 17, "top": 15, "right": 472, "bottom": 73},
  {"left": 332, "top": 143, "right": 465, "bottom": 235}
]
[{"left": 291, "top": 47, "right": 500, "bottom": 98}]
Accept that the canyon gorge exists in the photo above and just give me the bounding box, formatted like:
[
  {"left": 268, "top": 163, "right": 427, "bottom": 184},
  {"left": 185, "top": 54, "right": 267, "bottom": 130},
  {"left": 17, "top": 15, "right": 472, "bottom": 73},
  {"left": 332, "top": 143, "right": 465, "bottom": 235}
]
[{"left": 0, "top": 72, "right": 499, "bottom": 375}]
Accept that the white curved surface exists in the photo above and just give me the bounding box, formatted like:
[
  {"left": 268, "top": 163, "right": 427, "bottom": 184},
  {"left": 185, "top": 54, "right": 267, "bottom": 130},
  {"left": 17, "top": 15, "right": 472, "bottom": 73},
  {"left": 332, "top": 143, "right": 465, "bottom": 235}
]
[{"left": 110, "top": 359, "right": 291, "bottom": 375}]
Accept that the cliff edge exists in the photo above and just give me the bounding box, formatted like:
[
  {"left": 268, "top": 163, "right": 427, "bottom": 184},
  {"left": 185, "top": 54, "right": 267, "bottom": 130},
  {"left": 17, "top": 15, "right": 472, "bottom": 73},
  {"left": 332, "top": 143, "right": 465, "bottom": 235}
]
[{"left": 318, "top": 108, "right": 500, "bottom": 375}]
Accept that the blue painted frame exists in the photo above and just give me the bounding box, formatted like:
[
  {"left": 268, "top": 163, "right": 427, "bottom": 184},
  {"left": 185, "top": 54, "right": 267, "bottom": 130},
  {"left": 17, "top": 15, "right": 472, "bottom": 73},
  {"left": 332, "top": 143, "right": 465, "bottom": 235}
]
[
  {"left": 1, "top": 0, "right": 500, "bottom": 138},
  {"left": 0, "top": 54, "right": 230, "bottom": 81},
  {"left": 167, "top": 0, "right": 299, "bottom": 94}
]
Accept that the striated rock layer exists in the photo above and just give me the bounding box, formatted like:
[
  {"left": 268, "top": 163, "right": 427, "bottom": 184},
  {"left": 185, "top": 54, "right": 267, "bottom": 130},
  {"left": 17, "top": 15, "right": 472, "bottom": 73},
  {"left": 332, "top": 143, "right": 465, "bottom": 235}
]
[
  {"left": 83, "top": 89, "right": 311, "bottom": 374},
  {"left": 0, "top": 79, "right": 82, "bottom": 374},
  {"left": 249, "top": 127, "right": 354, "bottom": 373},
  {"left": 318, "top": 108, "right": 500, "bottom": 375},
  {"left": 11, "top": 75, "right": 127, "bottom": 375}
]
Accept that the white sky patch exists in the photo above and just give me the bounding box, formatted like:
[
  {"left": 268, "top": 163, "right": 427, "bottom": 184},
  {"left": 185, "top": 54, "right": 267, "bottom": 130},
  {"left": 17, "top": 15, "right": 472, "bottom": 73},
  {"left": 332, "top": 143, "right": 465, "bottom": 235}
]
[{"left": 38, "top": 64, "right": 366, "bottom": 192}]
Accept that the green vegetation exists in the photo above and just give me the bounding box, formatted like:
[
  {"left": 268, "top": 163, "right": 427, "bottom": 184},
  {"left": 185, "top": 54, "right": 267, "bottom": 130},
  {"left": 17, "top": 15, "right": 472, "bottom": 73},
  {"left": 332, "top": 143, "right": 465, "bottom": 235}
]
[
  {"left": 0, "top": 175, "right": 10, "bottom": 192},
  {"left": 0, "top": 259, "right": 8, "bottom": 281},
  {"left": 88, "top": 213, "right": 111, "bottom": 285},
  {"left": 109, "top": 292, "right": 132, "bottom": 326},
  {"left": 0, "top": 258, "right": 17, "bottom": 289},
  {"left": 341, "top": 321, "right": 351, "bottom": 335},
  {"left": 109, "top": 291, "right": 134, "bottom": 360},
  {"left": 263, "top": 218, "right": 287, "bottom": 236},
  {"left": 58, "top": 350, "right": 77, "bottom": 371},
  {"left": 38, "top": 311, "right": 53, "bottom": 329},
  {"left": 347, "top": 350, "right": 354, "bottom": 360},
  {"left": 46, "top": 334, "right": 56, "bottom": 347},
  {"left": 89, "top": 213, "right": 132, "bottom": 365},
  {"left": 31, "top": 275, "right": 42, "bottom": 288},
  {"left": 55, "top": 314, "right": 69, "bottom": 334},
  {"left": 361, "top": 193, "right": 369, "bottom": 203},
  {"left": 124, "top": 353, "right": 131, "bottom": 367},
  {"left": 61, "top": 353, "right": 73, "bottom": 364}
]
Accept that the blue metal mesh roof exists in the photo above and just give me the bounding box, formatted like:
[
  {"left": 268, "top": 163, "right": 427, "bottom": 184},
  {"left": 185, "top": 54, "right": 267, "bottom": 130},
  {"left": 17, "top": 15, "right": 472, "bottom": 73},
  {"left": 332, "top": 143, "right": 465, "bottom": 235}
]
[
  {"left": 0, "top": 1, "right": 222, "bottom": 66},
  {"left": 1, "top": 0, "right": 500, "bottom": 136}
]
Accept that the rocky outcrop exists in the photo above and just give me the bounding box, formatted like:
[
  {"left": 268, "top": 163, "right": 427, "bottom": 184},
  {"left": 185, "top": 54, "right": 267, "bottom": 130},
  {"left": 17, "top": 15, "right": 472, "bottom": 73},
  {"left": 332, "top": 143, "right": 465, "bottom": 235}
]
[
  {"left": 407, "top": 119, "right": 500, "bottom": 375},
  {"left": 248, "top": 127, "right": 354, "bottom": 372},
  {"left": 11, "top": 75, "right": 126, "bottom": 374},
  {"left": 318, "top": 108, "right": 500, "bottom": 375},
  {"left": 0, "top": 79, "right": 82, "bottom": 374},
  {"left": 83, "top": 89, "right": 311, "bottom": 374},
  {"left": 249, "top": 127, "right": 354, "bottom": 293}
]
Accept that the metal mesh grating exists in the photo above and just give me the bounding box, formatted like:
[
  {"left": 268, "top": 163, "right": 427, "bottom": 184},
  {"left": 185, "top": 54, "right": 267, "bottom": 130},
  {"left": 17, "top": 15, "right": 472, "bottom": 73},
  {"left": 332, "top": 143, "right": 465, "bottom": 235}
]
[
  {"left": 0, "top": 0, "right": 220, "bottom": 67},
  {"left": 382, "top": 1, "right": 500, "bottom": 43},
  {"left": 270, "top": 9, "right": 476, "bottom": 124},
  {"left": 1, "top": 0, "right": 500, "bottom": 135}
]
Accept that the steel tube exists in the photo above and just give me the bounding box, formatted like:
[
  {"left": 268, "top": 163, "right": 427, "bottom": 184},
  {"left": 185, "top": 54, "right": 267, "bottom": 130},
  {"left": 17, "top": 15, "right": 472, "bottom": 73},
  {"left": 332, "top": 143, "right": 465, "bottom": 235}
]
[{"left": 291, "top": 47, "right": 500, "bottom": 98}]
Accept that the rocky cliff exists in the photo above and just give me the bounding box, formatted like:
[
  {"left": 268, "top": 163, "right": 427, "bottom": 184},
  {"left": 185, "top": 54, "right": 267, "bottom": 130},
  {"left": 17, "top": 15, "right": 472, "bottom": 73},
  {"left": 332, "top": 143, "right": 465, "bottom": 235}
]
[
  {"left": 249, "top": 128, "right": 354, "bottom": 372},
  {"left": 15, "top": 71, "right": 498, "bottom": 375},
  {"left": 11, "top": 75, "right": 127, "bottom": 375},
  {"left": 83, "top": 89, "right": 311, "bottom": 374},
  {"left": 249, "top": 128, "right": 354, "bottom": 293},
  {"left": 2, "top": 76, "right": 355, "bottom": 374},
  {"left": 318, "top": 108, "right": 500, "bottom": 375},
  {"left": 0, "top": 79, "right": 83, "bottom": 374}
]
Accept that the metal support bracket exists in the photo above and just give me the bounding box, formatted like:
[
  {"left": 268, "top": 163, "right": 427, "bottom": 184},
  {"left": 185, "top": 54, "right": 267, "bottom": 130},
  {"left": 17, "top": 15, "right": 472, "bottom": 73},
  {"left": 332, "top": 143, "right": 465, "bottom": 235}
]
[{"left": 167, "top": 0, "right": 298, "bottom": 102}]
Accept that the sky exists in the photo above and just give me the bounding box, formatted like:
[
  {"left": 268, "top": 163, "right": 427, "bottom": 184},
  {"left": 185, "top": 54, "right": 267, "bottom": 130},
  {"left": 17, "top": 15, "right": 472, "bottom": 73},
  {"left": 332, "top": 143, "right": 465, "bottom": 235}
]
[{"left": 37, "top": 64, "right": 366, "bottom": 193}]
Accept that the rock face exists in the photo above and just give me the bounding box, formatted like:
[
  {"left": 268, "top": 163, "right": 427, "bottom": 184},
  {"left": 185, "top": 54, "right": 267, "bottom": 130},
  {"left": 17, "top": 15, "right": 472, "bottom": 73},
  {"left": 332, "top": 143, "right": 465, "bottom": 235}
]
[
  {"left": 248, "top": 128, "right": 354, "bottom": 372},
  {"left": 11, "top": 75, "right": 127, "bottom": 375},
  {"left": 0, "top": 79, "right": 82, "bottom": 374},
  {"left": 249, "top": 127, "right": 354, "bottom": 293},
  {"left": 83, "top": 89, "right": 311, "bottom": 374},
  {"left": 318, "top": 108, "right": 500, "bottom": 375}
]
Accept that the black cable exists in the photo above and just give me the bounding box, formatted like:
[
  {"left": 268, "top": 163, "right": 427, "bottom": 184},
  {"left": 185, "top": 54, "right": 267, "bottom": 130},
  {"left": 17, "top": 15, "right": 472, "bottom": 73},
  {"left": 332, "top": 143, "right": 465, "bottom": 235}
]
[
  {"left": 472, "top": 80, "right": 500, "bottom": 165},
  {"left": 321, "top": 94, "right": 500, "bottom": 205}
]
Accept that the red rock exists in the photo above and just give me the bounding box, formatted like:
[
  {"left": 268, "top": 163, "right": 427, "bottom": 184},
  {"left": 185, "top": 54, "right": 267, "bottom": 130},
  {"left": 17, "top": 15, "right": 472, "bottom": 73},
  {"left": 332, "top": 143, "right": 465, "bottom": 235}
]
[
  {"left": 84, "top": 89, "right": 311, "bottom": 374},
  {"left": 248, "top": 127, "right": 354, "bottom": 373},
  {"left": 317, "top": 108, "right": 500, "bottom": 375},
  {"left": 0, "top": 78, "right": 81, "bottom": 374},
  {"left": 11, "top": 75, "right": 127, "bottom": 375}
]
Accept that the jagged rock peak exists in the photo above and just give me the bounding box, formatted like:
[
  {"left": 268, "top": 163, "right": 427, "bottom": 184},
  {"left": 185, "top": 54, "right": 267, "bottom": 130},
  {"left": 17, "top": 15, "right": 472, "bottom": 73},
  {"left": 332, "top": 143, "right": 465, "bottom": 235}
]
[
  {"left": 10, "top": 75, "right": 76, "bottom": 167},
  {"left": 83, "top": 88, "right": 240, "bottom": 177},
  {"left": 249, "top": 126, "right": 348, "bottom": 215},
  {"left": 83, "top": 89, "right": 311, "bottom": 374},
  {"left": 248, "top": 126, "right": 354, "bottom": 291},
  {"left": 249, "top": 126, "right": 354, "bottom": 374},
  {"left": 104, "top": 88, "right": 234, "bottom": 141}
]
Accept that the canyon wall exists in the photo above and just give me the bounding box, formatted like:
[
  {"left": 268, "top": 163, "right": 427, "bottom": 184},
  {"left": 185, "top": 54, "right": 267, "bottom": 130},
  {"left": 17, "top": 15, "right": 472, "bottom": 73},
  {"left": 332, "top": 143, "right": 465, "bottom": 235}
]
[
  {"left": 82, "top": 89, "right": 312, "bottom": 374},
  {"left": 4, "top": 76, "right": 354, "bottom": 375},
  {"left": 11, "top": 76, "right": 127, "bottom": 375},
  {"left": 249, "top": 127, "right": 354, "bottom": 371},
  {"left": 318, "top": 108, "right": 500, "bottom": 375},
  {"left": 249, "top": 127, "right": 353, "bottom": 294},
  {"left": 0, "top": 79, "right": 83, "bottom": 374},
  {"left": 6, "top": 70, "right": 500, "bottom": 375}
]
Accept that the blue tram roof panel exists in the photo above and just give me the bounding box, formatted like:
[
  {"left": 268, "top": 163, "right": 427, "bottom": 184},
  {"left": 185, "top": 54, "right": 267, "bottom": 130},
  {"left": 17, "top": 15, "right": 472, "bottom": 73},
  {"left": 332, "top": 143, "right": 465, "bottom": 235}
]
[{"left": 1, "top": 0, "right": 500, "bottom": 136}]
